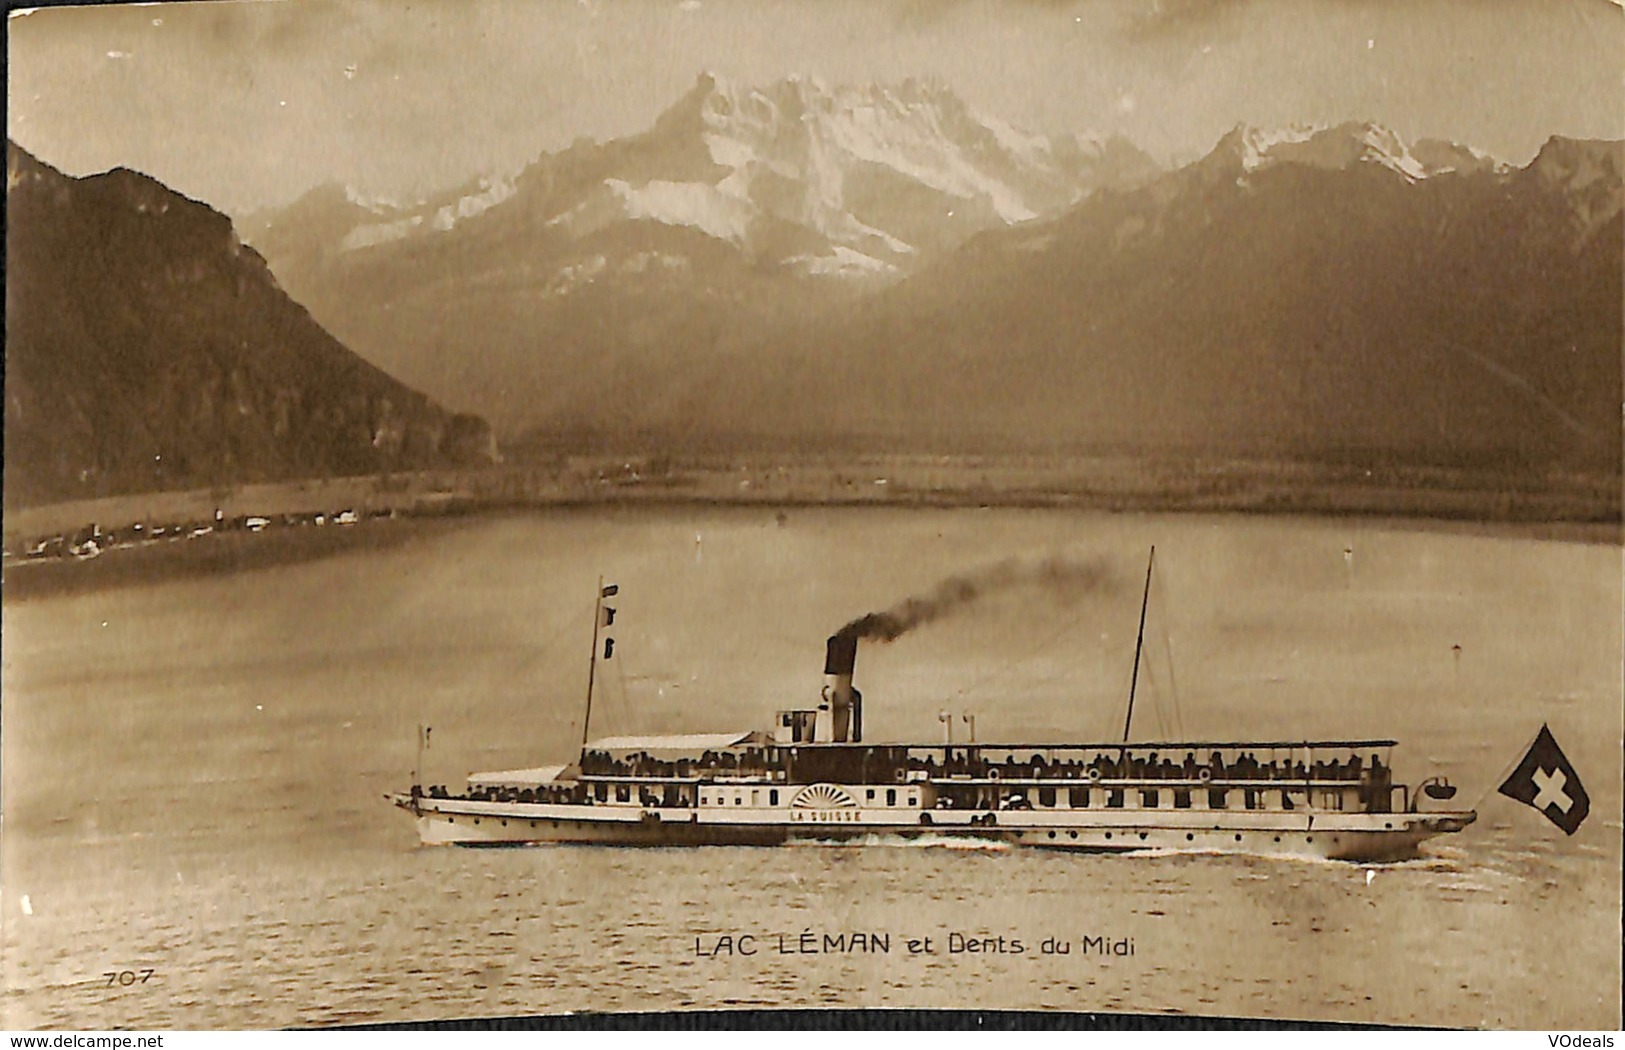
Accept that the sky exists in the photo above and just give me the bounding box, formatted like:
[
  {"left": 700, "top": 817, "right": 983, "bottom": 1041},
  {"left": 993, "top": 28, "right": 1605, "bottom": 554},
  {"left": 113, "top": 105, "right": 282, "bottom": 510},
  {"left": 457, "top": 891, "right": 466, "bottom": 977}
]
[{"left": 8, "top": 0, "right": 1624, "bottom": 217}]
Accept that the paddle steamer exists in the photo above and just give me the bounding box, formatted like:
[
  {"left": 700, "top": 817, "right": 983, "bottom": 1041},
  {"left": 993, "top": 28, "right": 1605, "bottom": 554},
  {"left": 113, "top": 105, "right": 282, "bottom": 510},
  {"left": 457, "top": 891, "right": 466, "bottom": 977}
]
[{"left": 389, "top": 556, "right": 1476, "bottom": 861}]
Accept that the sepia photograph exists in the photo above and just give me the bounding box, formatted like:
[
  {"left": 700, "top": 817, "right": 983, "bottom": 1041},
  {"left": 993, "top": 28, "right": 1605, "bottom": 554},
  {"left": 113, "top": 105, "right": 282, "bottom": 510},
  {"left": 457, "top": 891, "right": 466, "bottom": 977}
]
[{"left": 3, "top": 0, "right": 1621, "bottom": 1031}]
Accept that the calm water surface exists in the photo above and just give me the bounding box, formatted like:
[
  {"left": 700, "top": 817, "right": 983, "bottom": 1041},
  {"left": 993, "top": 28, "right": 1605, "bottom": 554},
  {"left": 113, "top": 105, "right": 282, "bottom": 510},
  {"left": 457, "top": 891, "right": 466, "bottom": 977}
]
[{"left": 3, "top": 508, "right": 1619, "bottom": 1028}]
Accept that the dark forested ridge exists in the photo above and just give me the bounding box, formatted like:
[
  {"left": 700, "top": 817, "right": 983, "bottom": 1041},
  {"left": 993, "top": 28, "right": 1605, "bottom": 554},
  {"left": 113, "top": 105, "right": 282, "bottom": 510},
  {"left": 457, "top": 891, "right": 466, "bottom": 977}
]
[{"left": 5, "top": 142, "right": 494, "bottom": 510}]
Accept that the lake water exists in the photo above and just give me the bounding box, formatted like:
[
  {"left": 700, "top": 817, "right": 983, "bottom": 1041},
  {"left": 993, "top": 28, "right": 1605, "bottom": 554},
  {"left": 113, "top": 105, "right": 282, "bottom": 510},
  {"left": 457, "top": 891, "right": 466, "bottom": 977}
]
[{"left": 2, "top": 507, "right": 1619, "bottom": 1029}]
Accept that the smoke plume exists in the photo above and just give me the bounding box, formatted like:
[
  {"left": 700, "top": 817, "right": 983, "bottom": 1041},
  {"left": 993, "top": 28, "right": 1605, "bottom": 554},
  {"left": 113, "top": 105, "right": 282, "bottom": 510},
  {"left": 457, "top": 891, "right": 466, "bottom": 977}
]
[{"left": 836, "top": 555, "right": 1120, "bottom": 643}]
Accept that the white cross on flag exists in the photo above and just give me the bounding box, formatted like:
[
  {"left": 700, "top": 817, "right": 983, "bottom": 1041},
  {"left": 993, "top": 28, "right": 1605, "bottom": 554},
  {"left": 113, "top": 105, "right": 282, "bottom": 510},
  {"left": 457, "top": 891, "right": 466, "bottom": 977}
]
[{"left": 1498, "top": 724, "right": 1589, "bottom": 836}]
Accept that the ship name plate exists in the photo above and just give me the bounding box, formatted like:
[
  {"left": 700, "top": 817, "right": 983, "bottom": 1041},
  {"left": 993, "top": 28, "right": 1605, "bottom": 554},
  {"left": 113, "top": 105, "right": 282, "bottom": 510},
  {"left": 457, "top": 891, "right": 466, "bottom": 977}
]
[{"left": 789, "top": 808, "right": 863, "bottom": 822}]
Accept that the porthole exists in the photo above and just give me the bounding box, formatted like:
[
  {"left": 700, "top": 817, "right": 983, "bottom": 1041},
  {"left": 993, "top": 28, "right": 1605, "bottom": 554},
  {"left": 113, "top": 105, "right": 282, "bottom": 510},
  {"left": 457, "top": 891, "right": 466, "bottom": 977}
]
[
  {"left": 448, "top": 817, "right": 455, "bottom": 824},
  {"left": 1273, "top": 835, "right": 1281, "bottom": 843},
  {"left": 1048, "top": 830, "right": 1056, "bottom": 839},
  {"left": 473, "top": 818, "right": 480, "bottom": 825},
  {"left": 1306, "top": 836, "right": 1314, "bottom": 844},
  {"left": 1234, "top": 834, "right": 1242, "bottom": 842},
  {"left": 501, "top": 820, "right": 507, "bottom": 826},
  {"left": 1105, "top": 832, "right": 1113, "bottom": 840},
  {"left": 1186, "top": 833, "right": 1194, "bottom": 841},
  {"left": 1384, "top": 822, "right": 1393, "bottom": 830},
  {"left": 1138, "top": 832, "right": 1148, "bottom": 840},
  {"left": 1069, "top": 831, "right": 1078, "bottom": 839},
  {"left": 529, "top": 821, "right": 537, "bottom": 829}
]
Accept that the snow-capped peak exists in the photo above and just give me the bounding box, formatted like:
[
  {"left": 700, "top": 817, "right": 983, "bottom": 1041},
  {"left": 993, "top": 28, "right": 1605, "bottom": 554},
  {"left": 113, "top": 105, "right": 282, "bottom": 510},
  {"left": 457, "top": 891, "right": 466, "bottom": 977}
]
[
  {"left": 428, "top": 172, "right": 516, "bottom": 232},
  {"left": 342, "top": 184, "right": 410, "bottom": 215},
  {"left": 1223, "top": 123, "right": 1324, "bottom": 172},
  {"left": 253, "top": 74, "right": 1159, "bottom": 282},
  {"left": 1410, "top": 138, "right": 1509, "bottom": 177},
  {"left": 1212, "top": 121, "right": 1468, "bottom": 182},
  {"left": 649, "top": 71, "right": 1142, "bottom": 245},
  {"left": 531, "top": 71, "right": 1157, "bottom": 277},
  {"left": 333, "top": 170, "right": 518, "bottom": 251}
]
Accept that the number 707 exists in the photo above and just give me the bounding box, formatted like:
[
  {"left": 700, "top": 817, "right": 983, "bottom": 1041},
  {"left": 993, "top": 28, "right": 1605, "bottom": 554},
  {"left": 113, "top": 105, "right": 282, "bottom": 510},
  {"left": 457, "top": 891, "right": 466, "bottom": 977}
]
[{"left": 104, "top": 969, "right": 156, "bottom": 987}]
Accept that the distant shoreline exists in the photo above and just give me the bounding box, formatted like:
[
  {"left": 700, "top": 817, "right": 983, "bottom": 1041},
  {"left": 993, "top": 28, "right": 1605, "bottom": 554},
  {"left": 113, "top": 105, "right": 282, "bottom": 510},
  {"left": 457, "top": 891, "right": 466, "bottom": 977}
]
[
  {"left": 3, "top": 459, "right": 1618, "bottom": 602},
  {"left": 6, "top": 455, "right": 1619, "bottom": 537}
]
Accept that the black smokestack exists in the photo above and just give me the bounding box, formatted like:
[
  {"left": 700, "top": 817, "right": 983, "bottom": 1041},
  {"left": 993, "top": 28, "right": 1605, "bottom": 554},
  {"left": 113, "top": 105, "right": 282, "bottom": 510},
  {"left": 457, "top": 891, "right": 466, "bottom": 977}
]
[
  {"left": 822, "top": 633, "right": 859, "bottom": 742},
  {"left": 825, "top": 633, "right": 858, "bottom": 675},
  {"left": 836, "top": 555, "right": 1119, "bottom": 644}
]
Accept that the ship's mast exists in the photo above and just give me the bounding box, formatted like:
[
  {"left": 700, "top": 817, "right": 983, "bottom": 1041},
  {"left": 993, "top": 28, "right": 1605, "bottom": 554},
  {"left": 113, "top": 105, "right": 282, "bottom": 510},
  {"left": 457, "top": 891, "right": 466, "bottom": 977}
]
[
  {"left": 582, "top": 576, "right": 606, "bottom": 752},
  {"left": 1121, "top": 546, "right": 1156, "bottom": 743}
]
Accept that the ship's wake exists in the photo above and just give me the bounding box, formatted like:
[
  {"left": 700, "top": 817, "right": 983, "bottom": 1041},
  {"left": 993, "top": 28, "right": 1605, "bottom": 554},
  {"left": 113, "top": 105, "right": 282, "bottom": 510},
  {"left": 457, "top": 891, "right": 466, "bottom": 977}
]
[
  {"left": 788, "top": 832, "right": 1013, "bottom": 851},
  {"left": 1131, "top": 843, "right": 1470, "bottom": 870}
]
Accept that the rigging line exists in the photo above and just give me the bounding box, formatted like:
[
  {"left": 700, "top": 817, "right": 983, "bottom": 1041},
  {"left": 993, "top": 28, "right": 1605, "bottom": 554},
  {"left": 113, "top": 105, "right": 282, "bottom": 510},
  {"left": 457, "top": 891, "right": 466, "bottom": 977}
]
[
  {"left": 1141, "top": 656, "right": 1169, "bottom": 739},
  {"left": 1143, "top": 559, "right": 1178, "bottom": 738},
  {"left": 1161, "top": 627, "right": 1183, "bottom": 739},
  {"left": 613, "top": 653, "right": 633, "bottom": 736},
  {"left": 1145, "top": 552, "right": 1183, "bottom": 738},
  {"left": 513, "top": 610, "right": 589, "bottom": 679},
  {"left": 944, "top": 603, "right": 1095, "bottom": 710},
  {"left": 1106, "top": 639, "right": 1137, "bottom": 741},
  {"left": 1140, "top": 657, "right": 1161, "bottom": 737}
]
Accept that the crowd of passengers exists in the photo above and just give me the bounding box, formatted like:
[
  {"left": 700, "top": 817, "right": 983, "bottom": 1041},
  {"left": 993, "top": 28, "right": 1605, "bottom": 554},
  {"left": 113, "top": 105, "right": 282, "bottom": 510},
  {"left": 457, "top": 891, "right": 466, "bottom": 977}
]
[
  {"left": 417, "top": 749, "right": 1389, "bottom": 808},
  {"left": 571, "top": 748, "right": 1386, "bottom": 783},
  {"left": 921, "top": 750, "right": 1385, "bottom": 783},
  {"left": 577, "top": 749, "right": 783, "bottom": 778},
  {"left": 419, "top": 783, "right": 587, "bottom": 804}
]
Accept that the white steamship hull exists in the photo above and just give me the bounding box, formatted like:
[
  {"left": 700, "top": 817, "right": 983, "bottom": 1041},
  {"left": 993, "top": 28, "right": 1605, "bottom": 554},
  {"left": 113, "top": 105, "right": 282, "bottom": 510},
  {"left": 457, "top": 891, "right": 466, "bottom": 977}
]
[
  {"left": 390, "top": 792, "right": 1474, "bottom": 862},
  {"left": 392, "top": 568, "right": 1478, "bottom": 864}
]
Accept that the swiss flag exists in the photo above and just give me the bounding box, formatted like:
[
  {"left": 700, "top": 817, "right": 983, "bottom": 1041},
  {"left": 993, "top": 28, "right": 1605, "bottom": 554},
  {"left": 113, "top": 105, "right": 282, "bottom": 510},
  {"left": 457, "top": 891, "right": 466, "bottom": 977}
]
[{"left": 1498, "top": 724, "right": 1589, "bottom": 836}]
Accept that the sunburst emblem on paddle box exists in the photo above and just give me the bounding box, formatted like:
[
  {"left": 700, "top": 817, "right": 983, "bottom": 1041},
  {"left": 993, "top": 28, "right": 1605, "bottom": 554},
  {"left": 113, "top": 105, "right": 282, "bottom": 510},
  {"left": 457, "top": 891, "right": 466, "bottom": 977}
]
[{"left": 792, "top": 783, "right": 859, "bottom": 809}]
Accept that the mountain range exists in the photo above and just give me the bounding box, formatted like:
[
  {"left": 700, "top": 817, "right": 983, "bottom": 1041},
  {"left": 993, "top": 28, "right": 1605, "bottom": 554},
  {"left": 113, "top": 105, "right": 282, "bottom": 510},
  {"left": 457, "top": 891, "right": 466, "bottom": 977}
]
[
  {"left": 5, "top": 142, "right": 494, "bottom": 510},
  {"left": 248, "top": 73, "right": 1157, "bottom": 282},
  {"left": 10, "top": 74, "right": 1619, "bottom": 513},
  {"left": 239, "top": 73, "right": 1161, "bottom": 437},
  {"left": 239, "top": 76, "right": 1622, "bottom": 475},
  {"left": 765, "top": 125, "right": 1622, "bottom": 470}
]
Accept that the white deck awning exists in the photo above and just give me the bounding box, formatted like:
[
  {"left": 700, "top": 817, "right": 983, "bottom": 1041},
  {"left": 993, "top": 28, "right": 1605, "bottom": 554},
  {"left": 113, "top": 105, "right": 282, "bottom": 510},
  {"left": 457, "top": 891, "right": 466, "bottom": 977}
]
[
  {"left": 584, "top": 732, "right": 760, "bottom": 754},
  {"left": 466, "top": 764, "right": 570, "bottom": 789}
]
